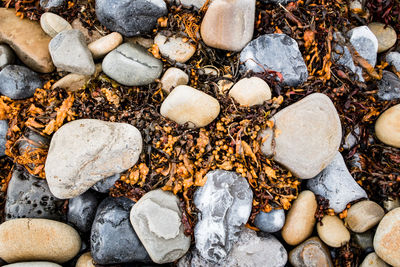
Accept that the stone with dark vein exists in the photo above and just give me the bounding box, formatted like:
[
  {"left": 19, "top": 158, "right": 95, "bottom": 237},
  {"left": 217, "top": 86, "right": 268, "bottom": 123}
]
[{"left": 67, "top": 190, "right": 99, "bottom": 233}]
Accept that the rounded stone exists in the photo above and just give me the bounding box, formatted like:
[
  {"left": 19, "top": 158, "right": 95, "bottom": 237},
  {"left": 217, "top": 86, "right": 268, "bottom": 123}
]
[
  {"left": 40, "top": 12, "right": 72, "bottom": 38},
  {"left": 0, "top": 218, "right": 81, "bottom": 263},
  {"left": 317, "top": 215, "right": 350, "bottom": 248},
  {"left": 345, "top": 200, "right": 385, "bottom": 233},
  {"left": 360, "top": 253, "right": 389, "bottom": 267},
  {"left": 154, "top": 33, "right": 196, "bottom": 63},
  {"left": 76, "top": 252, "right": 95, "bottom": 267},
  {"left": 91, "top": 173, "right": 120, "bottom": 193},
  {"left": 3, "top": 262, "right": 62, "bottom": 267},
  {"left": 254, "top": 209, "right": 285, "bottom": 233},
  {"left": 368, "top": 22, "right": 397, "bottom": 53},
  {"left": 282, "top": 190, "right": 317, "bottom": 246},
  {"left": 375, "top": 104, "right": 400, "bottom": 148},
  {"left": 0, "top": 44, "right": 14, "bottom": 70},
  {"left": 161, "top": 67, "right": 189, "bottom": 93},
  {"left": 67, "top": 190, "right": 99, "bottom": 233},
  {"left": 289, "top": 237, "right": 333, "bottom": 267},
  {"left": 88, "top": 32, "right": 123, "bottom": 59},
  {"left": 40, "top": 0, "right": 65, "bottom": 9},
  {"left": 0, "top": 120, "right": 8, "bottom": 157},
  {"left": 229, "top": 77, "right": 272, "bottom": 107},
  {"left": 374, "top": 207, "right": 400, "bottom": 266}
]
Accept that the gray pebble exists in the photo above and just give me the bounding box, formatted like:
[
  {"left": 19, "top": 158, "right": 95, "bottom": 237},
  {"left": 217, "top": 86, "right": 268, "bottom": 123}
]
[
  {"left": 0, "top": 120, "right": 8, "bottom": 157},
  {"left": 254, "top": 209, "right": 285, "bottom": 233},
  {"left": 377, "top": 71, "right": 400, "bottom": 101},
  {"left": 92, "top": 173, "right": 120, "bottom": 193},
  {"left": 67, "top": 190, "right": 99, "bottom": 233},
  {"left": 0, "top": 44, "right": 15, "bottom": 70},
  {"left": 40, "top": 0, "right": 65, "bottom": 9}
]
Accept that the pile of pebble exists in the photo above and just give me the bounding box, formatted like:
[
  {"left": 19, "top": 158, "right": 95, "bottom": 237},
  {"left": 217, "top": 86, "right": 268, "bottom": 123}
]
[{"left": 0, "top": 0, "right": 400, "bottom": 266}]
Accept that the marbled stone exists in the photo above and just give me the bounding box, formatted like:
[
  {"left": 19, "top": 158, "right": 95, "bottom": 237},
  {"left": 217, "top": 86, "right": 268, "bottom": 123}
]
[
  {"left": 40, "top": 0, "right": 65, "bottom": 9},
  {"left": 386, "top": 51, "right": 400, "bottom": 72}
]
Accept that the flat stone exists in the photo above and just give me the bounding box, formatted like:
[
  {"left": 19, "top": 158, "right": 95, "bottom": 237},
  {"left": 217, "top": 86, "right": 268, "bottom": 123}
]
[
  {"left": 259, "top": 93, "right": 341, "bottom": 179},
  {"left": 254, "top": 209, "right": 285, "bottom": 233},
  {"left": 52, "top": 64, "right": 102, "bottom": 92},
  {"left": 102, "top": 43, "right": 163, "bottom": 86},
  {"left": 91, "top": 173, "right": 120, "bottom": 193},
  {"left": 229, "top": 77, "right": 271, "bottom": 106},
  {"left": 40, "top": 12, "right": 72, "bottom": 37},
  {"left": 130, "top": 189, "right": 191, "bottom": 264},
  {"left": 282, "top": 190, "right": 317, "bottom": 246},
  {"left": 45, "top": 119, "right": 142, "bottom": 199},
  {"left": 0, "top": 65, "right": 43, "bottom": 100},
  {"left": 374, "top": 207, "right": 400, "bottom": 266},
  {"left": 91, "top": 197, "right": 150, "bottom": 264},
  {"left": 161, "top": 67, "right": 189, "bottom": 93},
  {"left": 49, "top": 29, "right": 95, "bottom": 75},
  {"left": 95, "top": 0, "right": 167, "bottom": 37},
  {"left": 240, "top": 34, "right": 308, "bottom": 86},
  {"left": 368, "top": 22, "right": 397, "bottom": 53},
  {"left": 160, "top": 85, "right": 220, "bottom": 128},
  {"left": 375, "top": 104, "right": 400, "bottom": 148},
  {"left": 194, "top": 170, "right": 253, "bottom": 263},
  {"left": 307, "top": 152, "right": 367, "bottom": 213},
  {"left": 0, "top": 8, "right": 54, "bottom": 73},
  {"left": 68, "top": 190, "right": 99, "bottom": 233},
  {"left": 0, "top": 120, "right": 8, "bottom": 157},
  {"left": 386, "top": 51, "right": 400, "bottom": 72},
  {"left": 377, "top": 71, "right": 400, "bottom": 101},
  {"left": 76, "top": 252, "right": 95, "bottom": 267},
  {"left": 345, "top": 200, "right": 385, "bottom": 233},
  {"left": 5, "top": 168, "right": 64, "bottom": 221},
  {"left": 289, "top": 237, "right": 333, "bottom": 267},
  {"left": 88, "top": 32, "right": 123, "bottom": 59},
  {"left": 71, "top": 19, "right": 102, "bottom": 44},
  {"left": 40, "top": 0, "right": 65, "bottom": 9},
  {"left": 317, "top": 215, "right": 350, "bottom": 248},
  {"left": 0, "top": 44, "right": 15, "bottom": 70},
  {"left": 154, "top": 33, "right": 196, "bottom": 63},
  {"left": 4, "top": 262, "right": 62, "bottom": 267},
  {"left": 200, "top": 0, "right": 255, "bottom": 51},
  {"left": 347, "top": 26, "right": 378, "bottom": 67},
  {"left": 360, "top": 253, "right": 389, "bottom": 267},
  {"left": 0, "top": 218, "right": 81, "bottom": 263}
]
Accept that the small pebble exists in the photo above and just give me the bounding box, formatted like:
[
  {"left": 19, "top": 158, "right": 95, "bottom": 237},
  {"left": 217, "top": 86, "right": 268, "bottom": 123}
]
[
  {"left": 377, "top": 71, "right": 400, "bottom": 101},
  {"left": 0, "top": 120, "right": 8, "bottom": 157},
  {"left": 40, "top": 0, "right": 65, "bottom": 9},
  {"left": 52, "top": 64, "right": 102, "bottom": 92},
  {"left": 386, "top": 51, "right": 400, "bottom": 72},
  {"left": 375, "top": 104, "right": 400, "bottom": 148},
  {"left": 40, "top": 12, "right": 72, "bottom": 38},
  {"left": 88, "top": 32, "right": 123, "bottom": 59},
  {"left": 289, "top": 237, "right": 333, "bottom": 267},
  {"left": 317, "top": 215, "right": 350, "bottom": 248},
  {"left": 254, "top": 209, "right": 285, "bottom": 233},
  {"left": 345, "top": 200, "right": 385, "bottom": 233},
  {"left": 161, "top": 67, "right": 189, "bottom": 93},
  {"left": 368, "top": 22, "right": 397, "bottom": 53},
  {"left": 353, "top": 230, "right": 374, "bottom": 251},
  {"left": 75, "top": 252, "right": 95, "bottom": 267},
  {"left": 154, "top": 33, "right": 196, "bottom": 63},
  {"left": 0, "top": 44, "right": 15, "bottom": 70},
  {"left": 229, "top": 77, "right": 271, "bottom": 107}
]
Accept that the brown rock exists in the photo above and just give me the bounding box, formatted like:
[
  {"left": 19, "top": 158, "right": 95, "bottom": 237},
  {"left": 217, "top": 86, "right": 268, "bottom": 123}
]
[
  {"left": 317, "top": 215, "right": 350, "bottom": 248},
  {"left": 76, "top": 252, "right": 95, "bottom": 267},
  {"left": 368, "top": 22, "right": 397, "bottom": 53},
  {"left": 345, "top": 200, "right": 385, "bottom": 233},
  {"left": 289, "top": 237, "right": 333, "bottom": 267},
  {"left": 0, "top": 8, "right": 54, "bottom": 73},
  {"left": 88, "top": 32, "right": 123, "bottom": 59},
  {"left": 375, "top": 104, "right": 400, "bottom": 148}
]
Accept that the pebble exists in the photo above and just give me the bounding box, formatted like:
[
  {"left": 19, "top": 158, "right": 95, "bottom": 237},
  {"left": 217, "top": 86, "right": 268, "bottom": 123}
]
[
  {"left": 377, "top": 71, "right": 400, "bottom": 101},
  {"left": 345, "top": 200, "right": 385, "bottom": 233},
  {"left": 154, "top": 33, "right": 196, "bottom": 63},
  {"left": 75, "top": 252, "right": 95, "bottom": 267},
  {"left": 45, "top": 119, "right": 142, "bottom": 199},
  {"left": 194, "top": 170, "right": 253, "bottom": 263},
  {"left": 40, "top": 0, "right": 65, "bottom": 9},
  {"left": 160, "top": 85, "right": 220, "bottom": 128},
  {"left": 360, "top": 253, "right": 389, "bottom": 267},
  {"left": 240, "top": 33, "right": 308, "bottom": 86},
  {"left": 281, "top": 190, "right": 317, "bottom": 246},
  {"left": 0, "top": 44, "right": 14, "bottom": 70},
  {"left": 102, "top": 43, "right": 163, "bottom": 86},
  {"left": 289, "top": 237, "right": 333, "bottom": 267},
  {"left": 71, "top": 19, "right": 102, "bottom": 44},
  {"left": 200, "top": 0, "right": 255, "bottom": 51},
  {"left": 52, "top": 64, "right": 102, "bottom": 92},
  {"left": 0, "top": 8, "right": 54, "bottom": 73},
  {"left": 386, "top": 51, "right": 400, "bottom": 72},
  {"left": 161, "top": 67, "right": 189, "bottom": 93},
  {"left": 0, "top": 65, "right": 43, "bottom": 100},
  {"left": 229, "top": 77, "right": 271, "bottom": 107},
  {"left": 40, "top": 12, "right": 72, "bottom": 38},
  {"left": 0, "top": 218, "right": 81, "bottom": 263},
  {"left": 3, "top": 263, "right": 62, "bottom": 267},
  {"left": 349, "top": 0, "right": 362, "bottom": 11},
  {"left": 254, "top": 209, "right": 285, "bottom": 233},
  {"left": 0, "top": 120, "right": 8, "bottom": 157},
  {"left": 5, "top": 168, "right": 64, "bottom": 221},
  {"left": 68, "top": 190, "right": 99, "bottom": 233},
  {"left": 88, "top": 32, "right": 123, "bottom": 59},
  {"left": 172, "top": 0, "right": 211, "bottom": 9},
  {"left": 259, "top": 93, "right": 341, "bottom": 179},
  {"left": 91, "top": 173, "right": 120, "bottom": 193},
  {"left": 368, "top": 22, "right": 397, "bottom": 53},
  {"left": 383, "top": 197, "right": 400, "bottom": 212},
  {"left": 307, "top": 152, "right": 367, "bottom": 212},
  {"left": 95, "top": 0, "right": 167, "bottom": 37},
  {"left": 347, "top": 26, "right": 378, "bottom": 67},
  {"left": 49, "top": 29, "right": 95, "bottom": 75},
  {"left": 130, "top": 189, "right": 191, "bottom": 264},
  {"left": 317, "top": 215, "right": 350, "bottom": 248},
  {"left": 260, "top": 0, "right": 297, "bottom": 4},
  {"left": 374, "top": 207, "right": 400, "bottom": 266},
  {"left": 375, "top": 104, "right": 400, "bottom": 148},
  {"left": 91, "top": 197, "right": 150, "bottom": 264},
  {"left": 126, "top": 36, "right": 154, "bottom": 49},
  {"left": 353, "top": 230, "right": 374, "bottom": 251}
]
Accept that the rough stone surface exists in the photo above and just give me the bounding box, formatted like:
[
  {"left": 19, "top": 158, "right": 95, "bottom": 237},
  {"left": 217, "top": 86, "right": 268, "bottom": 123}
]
[
  {"left": 0, "top": 44, "right": 15, "bottom": 70},
  {"left": 282, "top": 190, "right": 317, "bottom": 246},
  {"left": 386, "top": 51, "right": 400, "bottom": 72},
  {"left": 368, "top": 22, "right": 397, "bottom": 53},
  {"left": 160, "top": 85, "right": 220, "bottom": 128},
  {"left": 0, "top": 218, "right": 81, "bottom": 263},
  {"left": 130, "top": 189, "right": 191, "bottom": 264},
  {"left": 40, "top": 12, "right": 72, "bottom": 37},
  {"left": 377, "top": 71, "right": 400, "bottom": 101},
  {"left": 200, "top": 0, "right": 255, "bottom": 51},
  {"left": 88, "top": 32, "right": 123, "bottom": 59},
  {"left": 374, "top": 207, "right": 400, "bottom": 266},
  {"left": 375, "top": 104, "right": 400, "bottom": 148},
  {"left": 240, "top": 34, "right": 308, "bottom": 86},
  {"left": 0, "top": 8, "right": 54, "bottom": 73},
  {"left": 229, "top": 77, "right": 271, "bottom": 107},
  {"left": 259, "top": 93, "right": 341, "bottom": 179},
  {"left": 0, "top": 65, "right": 43, "bottom": 100},
  {"left": 0, "top": 120, "right": 8, "bottom": 157},
  {"left": 102, "top": 43, "right": 163, "bottom": 86},
  {"left": 161, "top": 67, "right": 189, "bottom": 93},
  {"left": 95, "top": 0, "right": 167, "bottom": 37},
  {"left": 317, "top": 215, "right": 350, "bottom": 248},
  {"left": 5, "top": 168, "right": 64, "bottom": 221},
  {"left": 347, "top": 26, "right": 378, "bottom": 67},
  {"left": 360, "top": 253, "right": 389, "bottom": 267},
  {"left": 154, "top": 33, "right": 196, "bottom": 63},
  {"left": 91, "top": 197, "right": 150, "bottom": 264},
  {"left": 91, "top": 173, "right": 120, "bottom": 193},
  {"left": 40, "top": 0, "right": 65, "bottom": 9},
  {"left": 49, "top": 29, "right": 95, "bottom": 75},
  {"left": 345, "top": 200, "right": 385, "bottom": 233},
  {"left": 289, "top": 237, "right": 333, "bottom": 267},
  {"left": 307, "top": 152, "right": 367, "bottom": 212},
  {"left": 76, "top": 252, "right": 95, "bottom": 267},
  {"left": 3, "top": 262, "right": 62, "bottom": 267},
  {"left": 45, "top": 119, "right": 142, "bottom": 199},
  {"left": 67, "top": 190, "right": 99, "bottom": 233},
  {"left": 254, "top": 209, "right": 285, "bottom": 233}
]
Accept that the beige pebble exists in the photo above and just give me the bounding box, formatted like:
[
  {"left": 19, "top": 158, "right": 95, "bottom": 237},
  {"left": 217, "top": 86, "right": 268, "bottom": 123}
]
[
  {"left": 368, "top": 22, "right": 397, "bottom": 53},
  {"left": 52, "top": 64, "right": 102, "bottom": 92},
  {"left": 289, "top": 237, "right": 333, "bottom": 267},
  {"left": 75, "top": 252, "right": 95, "bottom": 267},
  {"left": 282, "top": 190, "right": 317, "bottom": 246},
  {"left": 345, "top": 200, "right": 385, "bottom": 233},
  {"left": 317, "top": 215, "right": 350, "bottom": 248},
  {"left": 126, "top": 36, "right": 154, "bottom": 49},
  {"left": 229, "top": 77, "right": 271, "bottom": 107},
  {"left": 154, "top": 33, "right": 196, "bottom": 63},
  {"left": 360, "top": 253, "right": 389, "bottom": 267},
  {"left": 40, "top": 12, "right": 72, "bottom": 38},
  {"left": 161, "top": 67, "right": 189, "bottom": 93},
  {"left": 375, "top": 104, "right": 400, "bottom": 148},
  {"left": 4, "top": 262, "right": 62, "bottom": 267},
  {"left": 88, "top": 32, "right": 123, "bottom": 59}
]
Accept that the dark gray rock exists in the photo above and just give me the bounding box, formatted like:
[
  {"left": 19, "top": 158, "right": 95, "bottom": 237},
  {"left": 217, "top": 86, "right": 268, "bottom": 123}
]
[
  {"left": 0, "top": 65, "right": 42, "bottom": 100},
  {"left": 95, "top": 0, "right": 167, "bottom": 37},
  {"left": 254, "top": 209, "right": 285, "bottom": 233},
  {"left": 40, "top": 0, "right": 65, "bottom": 9},
  {"left": 377, "top": 71, "right": 400, "bottom": 101},
  {"left": 240, "top": 34, "right": 308, "bottom": 86},
  {"left": 92, "top": 173, "right": 120, "bottom": 193},
  {"left": 0, "top": 120, "right": 8, "bottom": 157},
  {"left": 5, "top": 168, "right": 65, "bottom": 221},
  {"left": 0, "top": 44, "right": 15, "bottom": 70},
  {"left": 91, "top": 197, "right": 151, "bottom": 265},
  {"left": 386, "top": 51, "right": 400, "bottom": 72},
  {"left": 67, "top": 190, "right": 99, "bottom": 233}
]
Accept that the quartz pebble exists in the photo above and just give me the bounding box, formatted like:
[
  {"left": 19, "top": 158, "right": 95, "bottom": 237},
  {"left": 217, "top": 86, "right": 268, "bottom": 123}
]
[
  {"left": 282, "top": 190, "right": 317, "bottom": 246},
  {"left": 360, "top": 253, "right": 389, "bottom": 267},
  {"left": 368, "top": 22, "right": 397, "bottom": 53},
  {"left": 40, "top": 12, "right": 72, "bottom": 37},
  {"left": 68, "top": 190, "right": 99, "bottom": 233},
  {"left": 3, "top": 262, "right": 62, "bottom": 267},
  {"left": 0, "top": 120, "right": 8, "bottom": 157},
  {"left": 229, "top": 77, "right": 271, "bottom": 107},
  {"left": 254, "top": 209, "right": 285, "bottom": 233},
  {"left": 0, "top": 44, "right": 14, "bottom": 70},
  {"left": 377, "top": 71, "right": 400, "bottom": 101},
  {"left": 88, "top": 32, "right": 123, "bottom": 59},
  {"left": 317, "top": 215, "right": 350, "bottom": 248},
  {"left": 161, "top": 67, "right": 189, "bottom": 93},
  {"left": 375, "top": 104, "right": 400, "bottom": 148},
  {"left": 76, "top": 252, "right": 95, "bottom": 267},
  {"left": 289, "top": 237, "right": 333, "bottom": 267},
  {"left": 154, "top": 33, "right": 196, "bottom": 63},
  {"left": 345, "top": 200, "right": 385, "bottom": 233}
]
